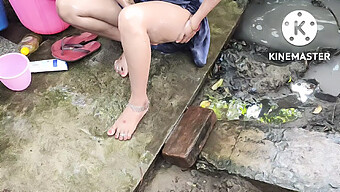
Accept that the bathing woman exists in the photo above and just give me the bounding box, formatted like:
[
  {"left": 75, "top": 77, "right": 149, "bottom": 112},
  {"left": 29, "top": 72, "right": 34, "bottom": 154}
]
[{"left": 55, "top": 0, "right": 220, "bottom": 141}]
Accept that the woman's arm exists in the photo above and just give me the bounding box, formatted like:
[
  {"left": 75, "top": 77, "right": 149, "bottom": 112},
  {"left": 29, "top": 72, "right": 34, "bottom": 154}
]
[
  {"left": 176, "top": 0, "right": 221, "bottom": 43},
  {"left": 191, "top": 0, "right": 220, "bottom": 30}
]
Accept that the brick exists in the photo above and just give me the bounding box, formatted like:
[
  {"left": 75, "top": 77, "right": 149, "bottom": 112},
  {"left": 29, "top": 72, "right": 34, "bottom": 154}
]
[{"left": 162, "top": 106, "right": 217, "bottom": 168}]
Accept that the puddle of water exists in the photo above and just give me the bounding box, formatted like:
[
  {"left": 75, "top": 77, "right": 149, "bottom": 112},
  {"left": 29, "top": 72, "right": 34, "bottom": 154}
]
[{"left": 304, "top": 55, "right": 340, "bottom": 96}]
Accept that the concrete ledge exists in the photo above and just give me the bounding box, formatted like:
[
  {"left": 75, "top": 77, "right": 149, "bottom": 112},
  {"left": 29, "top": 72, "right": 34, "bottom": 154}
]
[{"left": 199, "top": 121, "right": 340, "bottom": 191}]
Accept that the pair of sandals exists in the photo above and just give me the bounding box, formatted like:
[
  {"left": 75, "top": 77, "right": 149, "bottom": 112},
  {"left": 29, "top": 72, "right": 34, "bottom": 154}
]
[{"left": 51, "top": 32, "right": 101, "bottom": 62}]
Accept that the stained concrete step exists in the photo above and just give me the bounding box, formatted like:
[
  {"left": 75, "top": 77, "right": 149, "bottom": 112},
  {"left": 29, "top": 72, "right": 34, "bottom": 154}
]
[
  {"left": 198, "top": 121, "right": 340, "bottom": 192},
  {"left": 0, "top": 0, "right": 245, "bottom": 191}
]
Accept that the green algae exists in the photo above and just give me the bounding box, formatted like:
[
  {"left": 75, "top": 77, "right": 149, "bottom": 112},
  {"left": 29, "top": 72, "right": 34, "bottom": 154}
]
[
  {"left": 31, "top": 88, "right": 79, "bottom": 118},
  {"left": 259, "top": 108, "right": 302, "bottom": 125},
  {"left": 0, "top": 109, "right": 5, "bottom": 122},
  {"left": 0, "top": 138, "right": 10, "bottom": 153},
  {"left": 140, "top": 151, "right": 153, "bottom": 164},
  {"left": 201, "top": 95, "right": 301, "bottom": 124},
  {"left": 202, "top": 95, "right": 229, "bottom": 120},
  {"left": 42, "top": 88, "right": 71, "bottom": 106},
  {"left": 0, "top": 131, "right": 16, "bottom": 163}
]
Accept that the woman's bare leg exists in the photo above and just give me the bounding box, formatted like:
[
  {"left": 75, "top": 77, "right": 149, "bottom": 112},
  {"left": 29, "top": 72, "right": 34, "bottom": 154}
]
[
  {"left": 107, "top": 1, "right": 192, "bottom": 140},
  {"left": 56, "top": 0, "right": 128, "bottom": 75},
  {"left": 56, "top": 0, "right": 122, "bottom": 40}
]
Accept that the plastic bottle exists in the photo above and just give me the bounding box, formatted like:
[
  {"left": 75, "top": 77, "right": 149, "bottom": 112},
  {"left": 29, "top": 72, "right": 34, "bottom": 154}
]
[{"left": 18, "top": 33, "right": 42, "bottom": 56}]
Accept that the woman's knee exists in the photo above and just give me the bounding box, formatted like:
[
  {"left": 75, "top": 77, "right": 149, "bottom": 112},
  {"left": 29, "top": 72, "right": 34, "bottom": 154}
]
[
  {"left": 118, "top": 6, "right": 145, "bottom": 33},
  {"left": 56, "top": 0, "right": 75, "bottom": 23},
  {"left": 56, "top": 0, "right": 84, "bottom": 24}
]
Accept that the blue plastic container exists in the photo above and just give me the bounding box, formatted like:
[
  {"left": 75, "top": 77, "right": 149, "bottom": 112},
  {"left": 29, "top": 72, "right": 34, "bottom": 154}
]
[{"left": 0, "top": 1, "right": 8, "bottom": 31}]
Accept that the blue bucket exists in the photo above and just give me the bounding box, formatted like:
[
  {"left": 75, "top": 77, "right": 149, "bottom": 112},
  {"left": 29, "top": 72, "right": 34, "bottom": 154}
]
[{"left": 0, "top": 1, "right": 8, "bottom": 31}]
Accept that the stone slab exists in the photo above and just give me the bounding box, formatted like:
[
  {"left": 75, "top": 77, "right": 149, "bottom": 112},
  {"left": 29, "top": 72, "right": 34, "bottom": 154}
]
[
  {"left": 200, "top": 121, "right": 340, "bottom": 191},
  {"left": 0, "top": 0, "right": 244, "bottom": 191},
  {"left": 162, "top": 107, "right": 217, "bottom": 168},
  {"left": 142, "top": 159, "right": 262, "bottom": 192}
]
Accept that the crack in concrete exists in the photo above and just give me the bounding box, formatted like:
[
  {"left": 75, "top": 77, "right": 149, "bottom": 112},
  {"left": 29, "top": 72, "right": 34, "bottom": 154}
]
[{"left": 228, "top": 122, "right": 247, "bottom": 161}]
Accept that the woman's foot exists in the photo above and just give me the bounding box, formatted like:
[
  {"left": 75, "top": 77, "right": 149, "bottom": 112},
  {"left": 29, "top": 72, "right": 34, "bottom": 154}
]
[
  {"left": 114, "top": 53, "right": 128, "bottom": 77},
  {"left": 107, "top": 100, "right": 149, "bottom": 140}
]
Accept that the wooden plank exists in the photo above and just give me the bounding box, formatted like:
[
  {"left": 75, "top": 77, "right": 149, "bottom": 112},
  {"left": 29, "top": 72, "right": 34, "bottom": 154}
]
[{"left": 162, "top": 106, "right": 217, "bottom": 168}]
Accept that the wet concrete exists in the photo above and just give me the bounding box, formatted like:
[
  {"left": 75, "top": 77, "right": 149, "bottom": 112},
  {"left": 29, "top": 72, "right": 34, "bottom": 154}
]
[
  {"left": 0, "top": 0, "right": 244, "bottom": 191},
  {"left": 235, "top": 0, "right": 340, "bottom": 52},
  {"left": 142, "top": 157, "right": 263, "bottom": 192},
  {"left": 305, "top": 55, "right": 340, "bottom": 96}
]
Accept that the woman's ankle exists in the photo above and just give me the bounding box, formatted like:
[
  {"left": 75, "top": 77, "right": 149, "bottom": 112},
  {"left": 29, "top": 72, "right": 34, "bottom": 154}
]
[{"left": 128, "top": 96, "right": 149, "bottom": 107}]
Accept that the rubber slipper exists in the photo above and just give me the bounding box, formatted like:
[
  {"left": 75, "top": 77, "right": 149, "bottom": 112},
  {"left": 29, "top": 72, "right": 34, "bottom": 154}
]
[
  {"left": 51, "top": 32, "right": 99, "bottom": 61},
  {"left": 51, "top": 41, "right": 101, "bottom": 62},
  {"left": 52, "top": 32, "right": 98, "bottom": 48}
]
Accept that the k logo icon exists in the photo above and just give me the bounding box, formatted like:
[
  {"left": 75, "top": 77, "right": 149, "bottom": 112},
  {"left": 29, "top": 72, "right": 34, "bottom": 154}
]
[{"left": 282, "top": 10, "right": 318, "bottom": 46}]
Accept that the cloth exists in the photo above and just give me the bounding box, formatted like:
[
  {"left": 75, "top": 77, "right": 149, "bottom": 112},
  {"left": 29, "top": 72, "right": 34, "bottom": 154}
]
[{"left": 137, "top": 0, "right": 210, "bottom": 67}]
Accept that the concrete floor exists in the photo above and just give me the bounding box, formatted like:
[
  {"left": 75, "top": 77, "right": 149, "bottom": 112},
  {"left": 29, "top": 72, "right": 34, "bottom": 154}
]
[{"left": 0, "top": 0, "right": 244, "bottom": 191}]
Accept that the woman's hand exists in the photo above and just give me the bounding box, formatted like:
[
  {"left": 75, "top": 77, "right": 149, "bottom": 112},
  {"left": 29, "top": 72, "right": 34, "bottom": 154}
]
[{"left": 176, "top": 16, "right": 200, "bottom": 44}]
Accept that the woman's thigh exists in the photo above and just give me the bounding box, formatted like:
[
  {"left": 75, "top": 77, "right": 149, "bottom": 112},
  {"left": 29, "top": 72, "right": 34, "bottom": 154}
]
[
  {"left": 119, "top": 1, "right": 192, "bottom": 44},
  {"left": 56, "top": 0, "right": 121, "bottom": 26}
]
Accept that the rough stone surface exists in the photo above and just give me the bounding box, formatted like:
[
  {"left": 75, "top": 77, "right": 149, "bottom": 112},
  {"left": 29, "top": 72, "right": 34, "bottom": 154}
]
[
  {"left": 0, "top": 0, "right": 244, "bottom": 191},
  {"left": 199, "top": 121, "right": 340, "bottom": 192},
  {"left": 0, "top": 36, "right": 16, "bottom": 54},
  {"left": 142, "top": 159, "right": 262, "bottom": 192}
]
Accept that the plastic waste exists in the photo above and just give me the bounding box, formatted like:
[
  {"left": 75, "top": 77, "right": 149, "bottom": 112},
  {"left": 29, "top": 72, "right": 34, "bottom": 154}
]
[{"left": 18, "top": 33, "right": 42, "bottom": 56}]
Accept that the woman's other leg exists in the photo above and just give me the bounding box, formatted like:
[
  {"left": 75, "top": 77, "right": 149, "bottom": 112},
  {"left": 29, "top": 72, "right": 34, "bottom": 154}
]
[
  {"left": 107, "top": 1, "right": 192, "bottom": 140},
  {"left": 56, "top": 0, "right": 121, "bottom": 41},
  {"left": 56, "top": 0, "right": 129, "bottom": 75}
]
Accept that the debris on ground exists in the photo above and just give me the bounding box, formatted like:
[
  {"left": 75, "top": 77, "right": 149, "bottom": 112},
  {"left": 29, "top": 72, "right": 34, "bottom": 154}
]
[
  {"left": 195, "top": 40, "right": 340, "bottom": 132},
  {"left": 312, "top": 105, "right": 323, "bottom": 114}
]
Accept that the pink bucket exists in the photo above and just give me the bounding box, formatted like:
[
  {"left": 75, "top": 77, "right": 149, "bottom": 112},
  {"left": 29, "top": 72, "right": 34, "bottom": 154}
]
[
  {"left": 9, "top": 0, "right": 69, "bottom": 34},
  {"left": 0, "top": 53, "right": 31, "bottom": 91}
]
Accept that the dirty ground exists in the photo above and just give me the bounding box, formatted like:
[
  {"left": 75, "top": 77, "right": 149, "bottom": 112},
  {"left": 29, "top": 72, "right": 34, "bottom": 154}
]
[
  {"left": 141, "top": 157, "right": 291, "bottom": 192},
  {"left": 194, "top": 39, "right": 340, "bottom": 191}
]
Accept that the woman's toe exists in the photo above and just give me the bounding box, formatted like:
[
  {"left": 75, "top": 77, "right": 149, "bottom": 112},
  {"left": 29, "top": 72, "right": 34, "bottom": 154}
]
[
  {"left": 107, "top": 126, "right": 117, "bottom": 136},
  {"left": 114, "top": 63, "right": 119, "bottom": 73},
  {"left": 119, "top": 134, "right": 125, "bottom": 141},
  {"left": 127, "top": 132, "right": 132, "bottom": 140},
  {"left": 123, "top": 132, "right": 129, "bottom": 140},
  {"left": 120, "top": 70, "right": 128, "bottom": 77},
  {"left": 115, "top": 130, "right": 121, "bottom": 139}
]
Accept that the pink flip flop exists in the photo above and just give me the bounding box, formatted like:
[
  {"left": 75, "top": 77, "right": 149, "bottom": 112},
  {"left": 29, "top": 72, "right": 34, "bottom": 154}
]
[
  {"left": 53, "top": 32, "right": 98, "bottom": 48},
  {"left": 51, "top": 32, "right": 101, "bottom": 62}
]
